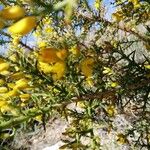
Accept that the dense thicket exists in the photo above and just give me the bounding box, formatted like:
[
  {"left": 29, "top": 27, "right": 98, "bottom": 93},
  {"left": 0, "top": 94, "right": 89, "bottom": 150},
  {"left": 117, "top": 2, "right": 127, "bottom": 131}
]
[{"left": 0, "top": 0, "right": 150, "bottom": 149}]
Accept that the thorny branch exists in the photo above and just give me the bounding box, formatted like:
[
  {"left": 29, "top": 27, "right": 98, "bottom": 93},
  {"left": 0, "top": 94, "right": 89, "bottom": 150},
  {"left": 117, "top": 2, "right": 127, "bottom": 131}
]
[
  {"left": 77, "top": 12, "right": 150, "bottom": 43},
  {"left": 0, "top": 31, "right": 34, "bottom": 51}
]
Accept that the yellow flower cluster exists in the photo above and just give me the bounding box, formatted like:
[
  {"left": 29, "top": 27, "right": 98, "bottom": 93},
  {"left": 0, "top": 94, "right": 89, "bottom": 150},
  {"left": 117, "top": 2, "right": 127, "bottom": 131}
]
[
  {"left": 0, "top": 62, "right": 10, "bottom": 72},
  {"left": 34, "top": 17, "right": 58, "bottom": 59},
  {"left": 110, "top": 82, "right": 118, "bottom": 88},
  {"left": 128, "top": 0, "right": 141, "bottom": 9},
  {"left": 0, "top": 5, "right": 37, "bottom": 36},
  {"left": 106, "top": 105, "right": 117, "bottom": 117},
  {"left": 94, "top": 0, "right": 101, "bottom": 10},
  {"left": 19, "top": 93, "right": 31, "bottom": 102},
  {"left": 144, "top": 64, "right": 150, "bottom": 70},
  {"left": 103, "top": 67, "right": 113, "bottom": 75},
  {"left": 38, "top": 48, "right": 68, "bottom": 80},
  {"left": 1, "top": 76, "right": 30, "bottom": 99},
  {"left": 81, "top": 58, "right": 94, "bottom": 78},
  {"left": 38, "top": 48, "right": 67, "bottom": 63},
  {"left": 0, "top": 58, "right": 10, "bottom": 76},
  {"left": 38, "top": 47, "right": 95, "bottom": 81},
  {"left": 0, "top": 6, "right": 25, "bottom": 20},
  {"left": 0, "top": 58, "right": 33, "bottom": 114},
  {"left": 34, "top": 17, "right": 53, "bottom": 39},
  {"left": 37, "top": 41, "right": 47, "bottom": 48},
  {"left": 0, "top": 99, "right": 18, "bottom": 115},
  {"left": 69, "top": 45, "right": 80, "bottom": 57},
  {"left": 112, "top": 10, "right": 124, "bottom": 22},
  {"left": 112, "top": 0, "right": 141, "bottom": 23},
  {"left": 8, "top": 16, "right": 36, "bottom": 36}
]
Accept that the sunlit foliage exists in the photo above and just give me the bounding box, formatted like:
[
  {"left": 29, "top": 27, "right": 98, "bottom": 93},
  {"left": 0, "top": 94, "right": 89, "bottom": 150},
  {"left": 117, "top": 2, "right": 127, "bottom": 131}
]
[{"left": 0, "top": 0, "right": 150, "bottom": 149}]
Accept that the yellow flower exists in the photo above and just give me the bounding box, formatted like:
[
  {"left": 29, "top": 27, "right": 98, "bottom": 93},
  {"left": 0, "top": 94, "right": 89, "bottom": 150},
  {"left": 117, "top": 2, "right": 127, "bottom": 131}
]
[
  {"left": 77, "top": 102, "right": 85, "bottom": 108},
  {"left": 81, "top": 58, "right": 94, "bottom": 77},
  {"left": 19, "top": 94, "right": 30, "bottom": 102},
  {"left": 0, "top": 99, "right": 7, "bottom": 107},
  {"left": 144, "top": 64, "right": 150, "bottom": 69},
  {"left": 0, "top": 62, "right": 10, "bottom": 72},
  {"left": 45, "top": 27, "right": 53, "bottom": 33},
  {"left": 38, "top": 61, "right": 66, "bottom": 80},
  {"left": 21, "top": 102, "right": 26, "bottom": 107},
  {"left": 0, "top": 70, "right": 10, "bottom": 76},
  {"left": 110, "top": 82, "right": 118, "bottom": 88},
  {"left": 50, "top": 61, "right": 66, "bottom": 80},
  {"left": 10, "top": 72, "right": 25, "bottom": 80},
  {"left": 103, "top": 67, "right": 113, "bottom": 75},
  {"left": 0, "top": 105, "right": 10, "bottom": 113},
  {"left": 0, "top": 100, "right": 9, "bottom": 112},
  {"left": 37, "top": 41, "right": 46, "bottom": 48},
  {"left": 9, "top": 54, "right": 17, "bottom": 62},
  {"left": 112, "top": 11, "right": 124, "bottom": 22},
  {"left": 116, "top": 133, "right": 128, "bottom": 144},
  {"left": 7, "top": 83, "right": 15, "bottom": 89},
  {"left": 33, "top": 31, "right": 41, "bottom": 37},
  {"left": 56, "top": 49, "right": 68, "bottom": 60},
  {"left": 14, "top": 66, "right": 20, "bottom": 71},
  {"left": 94, "top": 3, "right": 100, "bottom": 10},
  {"left": 0, "top": 102, "right": 18, "bottom": 115},
  {"left": 53, "top": 87, "right": 60, "bottom": 93},
  {"left": 0, "top": 87, "right": 8, "bottom": 93},
  {"left": 3, "top": 89, "right": 19, "bottom": 99},
  {"left": 12, "top": 36, "right": 20, "bottom": 45},
  {"left": 0, "top": 5, "right": 25, "bottom": 20},
  {"left": 85, "top": 77, "right": 94, "bottom": 87},
  {"left": 106, "top": 105, "right": 117, "bottom": 117},
  {"left": 34, "top": 115, "right": 42, "bottom": 122},
  {"left": 69, "top": 45, "right": 80, "bottom": 57},
  {"left": 128, "top": 0, "right": 141, "bottom": 9},
  {"left": 111, "top": 40, "right": 118, "bottom": 48},
  {"left": 134, "top": 3, "right": 141, "bottom": 9},
  {"left": 94, "top": 0, "right": 100, "bottom": 10},
  {"left": 14, "top": 78, "right": 29, "bottom": 90},
  {"left": 42, "top": 17, "right": 52, "bottom": 25},
  {"left": 38, "top": 61, "right": 53, "bottom": 74},
  {"left": 38, "top": 48, "right": 60, "bottom": 64},
  {"left": 8, "top": 16, "right": 37, "bottom": 36}
]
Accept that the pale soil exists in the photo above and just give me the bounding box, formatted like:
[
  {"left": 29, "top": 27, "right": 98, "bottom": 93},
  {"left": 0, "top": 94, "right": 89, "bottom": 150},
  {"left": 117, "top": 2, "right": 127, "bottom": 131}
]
[{"left": 12, "top": 106, "right": 139, "bottom": 150}]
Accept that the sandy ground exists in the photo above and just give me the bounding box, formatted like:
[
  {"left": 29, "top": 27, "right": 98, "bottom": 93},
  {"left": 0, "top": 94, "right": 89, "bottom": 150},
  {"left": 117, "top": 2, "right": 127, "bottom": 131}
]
[{"left": 12, "top": 108, "right": 137, "bottom": 150}]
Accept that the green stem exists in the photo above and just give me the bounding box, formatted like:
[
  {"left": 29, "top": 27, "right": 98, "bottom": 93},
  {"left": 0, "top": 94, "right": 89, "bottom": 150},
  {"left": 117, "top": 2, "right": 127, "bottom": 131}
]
[{"left": 0, "top": 106, "right": 51, "bottom": 131}]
